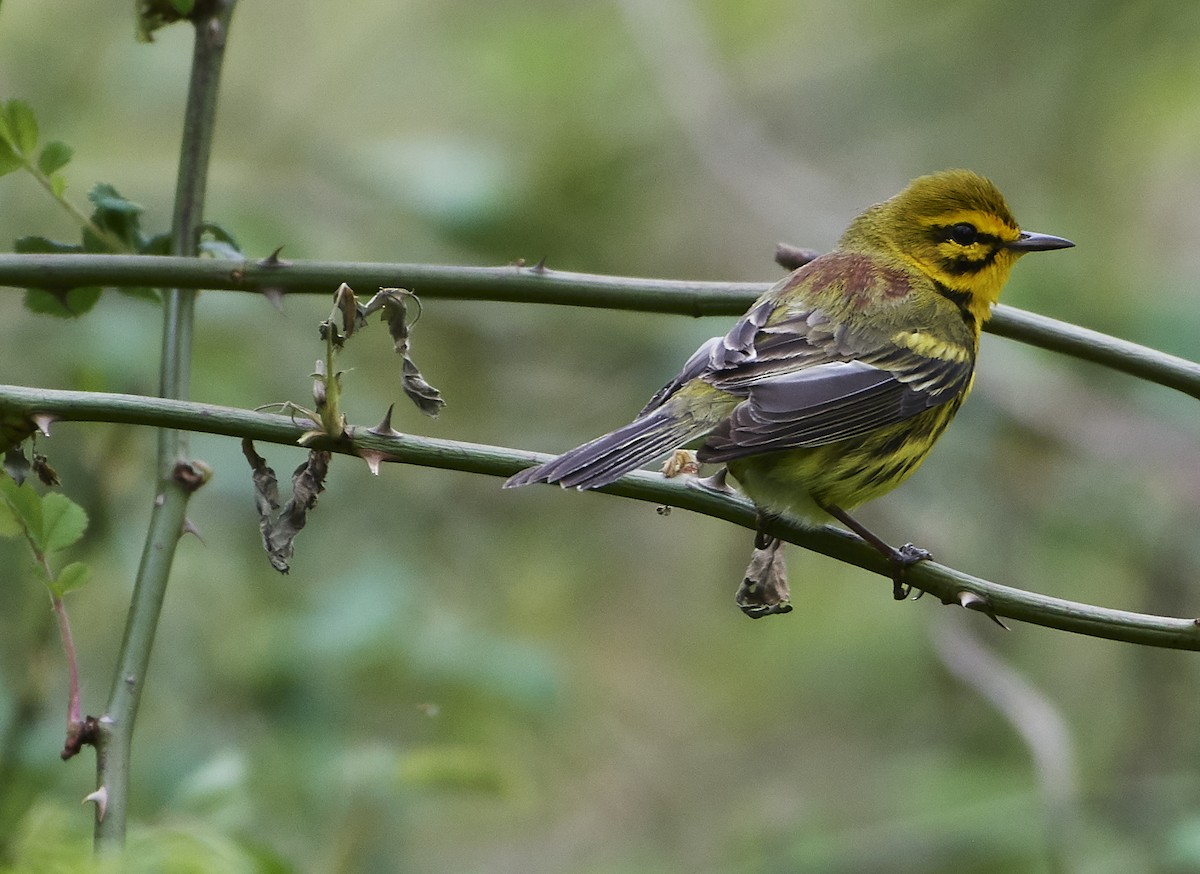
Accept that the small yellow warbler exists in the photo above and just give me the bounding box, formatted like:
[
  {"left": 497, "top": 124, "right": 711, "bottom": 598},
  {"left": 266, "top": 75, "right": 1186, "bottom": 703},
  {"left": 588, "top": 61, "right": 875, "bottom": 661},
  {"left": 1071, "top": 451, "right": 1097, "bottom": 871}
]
[{"left": 506, "top": 170, "right": 1072, "bottom": 613}]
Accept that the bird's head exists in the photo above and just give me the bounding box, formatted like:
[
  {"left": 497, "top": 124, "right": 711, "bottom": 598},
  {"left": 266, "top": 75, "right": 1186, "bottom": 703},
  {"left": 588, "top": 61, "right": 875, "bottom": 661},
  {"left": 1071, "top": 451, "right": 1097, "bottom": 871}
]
[{"left": 841, "top": 169, "right": 1073, "bottom": 320}]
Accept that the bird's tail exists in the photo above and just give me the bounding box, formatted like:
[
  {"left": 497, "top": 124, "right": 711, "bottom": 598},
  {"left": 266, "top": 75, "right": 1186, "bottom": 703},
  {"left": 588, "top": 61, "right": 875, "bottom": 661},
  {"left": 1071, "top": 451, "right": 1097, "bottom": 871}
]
[{"left": 504, "top": 406, "right": 710, "bottom": 490}]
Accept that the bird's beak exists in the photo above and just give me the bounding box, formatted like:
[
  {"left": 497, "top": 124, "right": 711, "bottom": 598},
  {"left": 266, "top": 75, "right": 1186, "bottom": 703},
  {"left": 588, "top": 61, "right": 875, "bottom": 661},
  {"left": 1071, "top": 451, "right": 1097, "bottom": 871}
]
[{"left": 1007, "top": 231, "right": 1075, "bottom": 252}]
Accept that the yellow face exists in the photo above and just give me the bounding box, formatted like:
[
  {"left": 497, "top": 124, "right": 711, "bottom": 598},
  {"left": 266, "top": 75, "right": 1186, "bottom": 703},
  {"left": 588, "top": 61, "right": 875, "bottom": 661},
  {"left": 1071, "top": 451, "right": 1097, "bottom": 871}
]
[
  {"left": 839, "top": 169, "right": 1070, "bottom": 319},
  {"left": 907, "top": 205, "right": 1024, "bottom": 306}
]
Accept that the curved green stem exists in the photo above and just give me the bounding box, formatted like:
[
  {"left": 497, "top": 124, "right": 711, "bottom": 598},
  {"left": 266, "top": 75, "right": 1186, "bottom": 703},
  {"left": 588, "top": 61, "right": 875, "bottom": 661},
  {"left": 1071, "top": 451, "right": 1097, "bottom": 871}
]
[
  {"left": 2, "top": 383, "right": 1197, "bottom": 652},
  {"left": 1, "top": 254, "right": 1198, "bottom": 402}
]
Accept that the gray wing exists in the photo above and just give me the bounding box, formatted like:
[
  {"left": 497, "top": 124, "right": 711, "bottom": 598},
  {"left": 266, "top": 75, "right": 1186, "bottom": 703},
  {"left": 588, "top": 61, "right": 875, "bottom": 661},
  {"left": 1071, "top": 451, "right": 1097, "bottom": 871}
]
[
  {"left": 637, "top": 282, "right": 974, "bottom": 463},
  {"left": 697, "top": 306, "right": 975, "bottom": 462}
]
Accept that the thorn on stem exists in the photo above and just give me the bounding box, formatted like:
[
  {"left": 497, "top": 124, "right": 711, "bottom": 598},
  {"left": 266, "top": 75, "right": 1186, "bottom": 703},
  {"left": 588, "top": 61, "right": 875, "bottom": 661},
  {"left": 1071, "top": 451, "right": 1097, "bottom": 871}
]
[
  {"left": 82, "top": 785, "right": 108, "bottom": 821},
  {"left": 956, "top": 590, "right": 1010, "bottom": 630},
  {"left": 181, "top": 517, "right": 205, "bottom": 543},
  {"left": 357, "top": 448, "right": 391, "bottom": 476},
  {"left": 689, "top": 467, "right": 732, "bottom": 495},
  {"left": 258, "top": 246, "right": 289, "bottom": 267},
  {"left": 32, "top": 413, "right": 55, "bottom": 437},
  {"left": 367, "top": 404, "right": 402, "bottom": 438}
]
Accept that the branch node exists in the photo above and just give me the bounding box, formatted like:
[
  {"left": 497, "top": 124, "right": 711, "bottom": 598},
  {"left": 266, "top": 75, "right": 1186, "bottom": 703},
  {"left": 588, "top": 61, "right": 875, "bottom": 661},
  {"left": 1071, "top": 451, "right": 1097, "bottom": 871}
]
[
  {"left": 61, "top": 715, "right": 100, "bottom": 761},
  {"left": 172, "top": 459, "right": 212, "bottom": 494},
  {"left": 774, "top": 243, "right": 822, "bottom": 272}
]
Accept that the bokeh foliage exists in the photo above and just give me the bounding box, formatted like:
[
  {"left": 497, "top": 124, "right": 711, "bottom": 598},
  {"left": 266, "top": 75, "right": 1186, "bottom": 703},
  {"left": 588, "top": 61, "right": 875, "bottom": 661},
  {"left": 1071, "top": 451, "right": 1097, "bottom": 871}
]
[{"left": 3, "top": 1, "right": 1200, "bottom": 871}]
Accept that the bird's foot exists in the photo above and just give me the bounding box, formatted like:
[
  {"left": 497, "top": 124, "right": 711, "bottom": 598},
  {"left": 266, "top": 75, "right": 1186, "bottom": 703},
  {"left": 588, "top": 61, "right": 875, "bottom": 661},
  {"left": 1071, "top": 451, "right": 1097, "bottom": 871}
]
[
  {"left": 888, "top": 543, "right": 932, "bottom": 600},
  {"left": 661, "top": 449, "right": 700, "bottom": 478}
]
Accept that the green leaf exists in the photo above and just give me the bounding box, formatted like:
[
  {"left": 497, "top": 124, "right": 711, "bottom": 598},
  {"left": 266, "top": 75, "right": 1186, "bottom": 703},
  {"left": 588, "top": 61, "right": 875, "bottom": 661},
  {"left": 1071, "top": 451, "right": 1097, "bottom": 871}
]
[
  {"left": 40, "top": 492, "right": 87, "bottom": 552},
  {"left": 0, "top": 474, "right": 42, "bottom": 543},
  {"left": 16, "top": 237, "right": 99, "bottom": 313},
  {"left": 15, "top": 235, "right": 83, "bottom": 254},
  {"left": 198, "top": 239, "right": 242, "bottom": 260},
  {"left": 88, "top": 182, "right": 142, "bottom": 214},
  {"left": 0, "top": 495, "right": 19, "bottom": 538},
  {"left": 86, "top": 183, "right": 144, "bottom": 251},
  {"left": 3, "top": 447, "right": 30, "bottom": 485},
  {"left": 3, "top": 100, "right": 38, "bottom": 156},
  {"left": 23, "top": 287, "right": 102, "bottom": 318},
  {"left": 0, "top": 138, "right": 22, "bottom": 176},
  {"left": 37, "top": 140, "right": 72, "bottom": 176},
  {"left": 198, "top": 222, "right": 242, "bottom": 249},
  {"left": 51, "top": 561, "right": 91, "bottom": 597},
  {"left": 169, "top": 0, "right": 196, "bottom": 14},
  {"left": 49, "top": 173, "right": 66, "bottom": 198}
]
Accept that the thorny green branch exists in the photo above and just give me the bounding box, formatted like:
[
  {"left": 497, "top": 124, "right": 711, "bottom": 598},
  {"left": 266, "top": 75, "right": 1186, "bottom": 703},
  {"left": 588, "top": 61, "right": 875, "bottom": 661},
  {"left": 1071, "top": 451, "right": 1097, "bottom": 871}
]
[
  {"left": 92, "top": 0, "right": 238, "bottom": 850},
  {"left": 2, "top": 384, "right": 1198, "bottom": 652},
  {"left": 1, "top": 253, "right": 1199, "bottom": 402}
]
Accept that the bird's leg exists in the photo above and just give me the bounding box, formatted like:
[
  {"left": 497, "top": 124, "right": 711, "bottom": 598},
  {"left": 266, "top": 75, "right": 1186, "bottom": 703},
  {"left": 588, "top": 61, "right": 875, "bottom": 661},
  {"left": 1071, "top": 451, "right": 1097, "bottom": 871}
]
[{"left": 816, "top": 501, "right": 931, "bottom": 600}]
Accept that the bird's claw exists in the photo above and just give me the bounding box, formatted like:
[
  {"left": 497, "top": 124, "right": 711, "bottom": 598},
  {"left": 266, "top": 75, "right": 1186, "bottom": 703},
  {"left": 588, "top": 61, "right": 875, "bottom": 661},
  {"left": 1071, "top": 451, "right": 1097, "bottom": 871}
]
[{"left": 889, "top": 543, "right": 932, "bottom": 601}]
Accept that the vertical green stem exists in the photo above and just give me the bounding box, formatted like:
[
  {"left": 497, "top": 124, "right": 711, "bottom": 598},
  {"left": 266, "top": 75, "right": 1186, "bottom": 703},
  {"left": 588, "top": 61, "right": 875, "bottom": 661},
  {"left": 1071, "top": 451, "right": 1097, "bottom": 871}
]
[{"left": 93, "top": 0, "right": 237, "bottom": 850}]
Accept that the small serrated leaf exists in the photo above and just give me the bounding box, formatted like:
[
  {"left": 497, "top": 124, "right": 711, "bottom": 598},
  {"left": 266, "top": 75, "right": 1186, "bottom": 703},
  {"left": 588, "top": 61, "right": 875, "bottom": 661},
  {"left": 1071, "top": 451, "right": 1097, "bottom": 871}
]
[
  {"left": 23, "top": 287, "right": 102, "bottom": 318},
  {"left": 0, "top": 474, "right": 42, "bottom": 544},
  {"left": 37, "top": 140, "right": 72, "bottom": 175},
  {"left": 52, "top": 561, "right": 91, "bottom": 597},
  {"left": 40, "top": 492, "right": 88, "bottom": 552},
  {"left": 3, "top": 100, "right": 38, "bottom": 156}
]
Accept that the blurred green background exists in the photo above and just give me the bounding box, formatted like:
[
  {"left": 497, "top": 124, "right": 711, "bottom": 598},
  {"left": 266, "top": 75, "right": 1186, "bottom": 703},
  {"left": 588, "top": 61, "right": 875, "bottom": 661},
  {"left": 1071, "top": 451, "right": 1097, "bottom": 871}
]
[{"left": 3, "top": 1, "right": 1200, "bottom": 871}]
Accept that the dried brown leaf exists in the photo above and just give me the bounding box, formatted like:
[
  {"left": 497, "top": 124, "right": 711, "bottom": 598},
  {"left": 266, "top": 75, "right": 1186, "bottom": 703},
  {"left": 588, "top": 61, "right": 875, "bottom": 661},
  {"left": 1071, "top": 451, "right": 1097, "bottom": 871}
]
[{"left": 735, "top": 538, "right": 793, "bottom": 619}]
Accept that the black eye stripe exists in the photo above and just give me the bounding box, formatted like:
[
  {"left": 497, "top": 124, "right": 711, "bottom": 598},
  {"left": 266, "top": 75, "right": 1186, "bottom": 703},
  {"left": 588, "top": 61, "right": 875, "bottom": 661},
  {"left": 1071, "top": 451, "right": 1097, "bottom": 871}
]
[
  {"left": 935, "top": 224, "right": 1004, "bottom": 248},
  {"left": 942, "top": 249, "right": 1000, "bottom": 275}
]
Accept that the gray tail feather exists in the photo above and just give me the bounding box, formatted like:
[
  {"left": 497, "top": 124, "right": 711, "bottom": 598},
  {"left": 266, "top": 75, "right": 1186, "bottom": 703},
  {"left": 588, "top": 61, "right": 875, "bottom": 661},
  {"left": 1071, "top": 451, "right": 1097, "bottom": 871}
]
[{"left": 504, "top": 408, "right": 704, "bottom": 490}]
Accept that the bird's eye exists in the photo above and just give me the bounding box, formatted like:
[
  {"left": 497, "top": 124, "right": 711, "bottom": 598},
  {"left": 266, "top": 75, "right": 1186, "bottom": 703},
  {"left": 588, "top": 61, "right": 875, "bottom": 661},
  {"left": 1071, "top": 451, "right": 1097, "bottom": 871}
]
[{"left": 949, "top": 223, "right": 978, "bottom": 246}]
